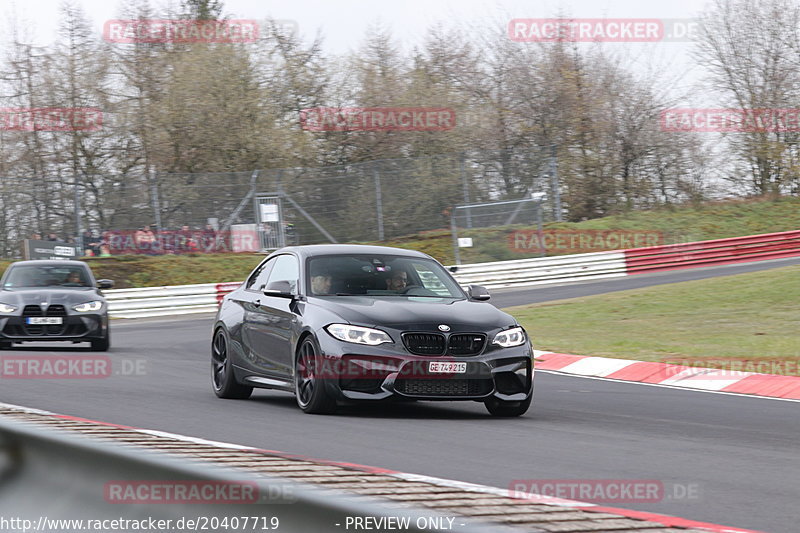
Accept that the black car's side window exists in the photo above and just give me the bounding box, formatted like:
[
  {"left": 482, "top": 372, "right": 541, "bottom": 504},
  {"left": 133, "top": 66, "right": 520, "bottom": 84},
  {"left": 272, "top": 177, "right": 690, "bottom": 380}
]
[
  {"left": 245, "top": 258, "right": 276, "bottom": 291},
  {"left": 264, "top": 255, "right": 300, "bottom": 294}
]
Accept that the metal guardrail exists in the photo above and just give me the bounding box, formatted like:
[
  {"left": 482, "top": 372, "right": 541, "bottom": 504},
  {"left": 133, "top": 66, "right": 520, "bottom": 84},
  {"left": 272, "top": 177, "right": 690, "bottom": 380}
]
[
  {"left": 0, "top": 415, "right": 492, "bottom": 532},
  {"left": 105, "top": 230, "right": 800, "bottom": 318},
  {"left": 451, "top": 251, "right": 627, "bottom": 290},
  {"left": 107, "top": 283, "right": 237, "bottom": 319}
]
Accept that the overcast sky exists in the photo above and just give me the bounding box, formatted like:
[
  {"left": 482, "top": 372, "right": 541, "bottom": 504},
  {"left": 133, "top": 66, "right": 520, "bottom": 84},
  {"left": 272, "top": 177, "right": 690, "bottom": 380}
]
[{"left": 3, "top": 0, "right": 716, "bottom": 104}]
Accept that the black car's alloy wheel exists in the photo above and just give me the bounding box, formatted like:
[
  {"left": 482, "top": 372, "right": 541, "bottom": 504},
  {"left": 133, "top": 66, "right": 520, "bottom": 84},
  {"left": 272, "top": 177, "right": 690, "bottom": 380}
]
[
  {"left": 295, "top": 337, "right": 336, "bottom": 414},
  {"left": 212, "top": 328, "right": 252, "bottom": 399},
  {"left": 484, "top": 394, "right": 532, "bottom": 417}
]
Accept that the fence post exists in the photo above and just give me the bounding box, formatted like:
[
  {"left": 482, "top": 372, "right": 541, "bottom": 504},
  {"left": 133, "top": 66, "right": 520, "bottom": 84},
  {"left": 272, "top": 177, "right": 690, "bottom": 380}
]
[
  {"left": 74, "top": 179, "right": 83, "bottom": 254},
  {"left": 450, "top": 210, "right": 461, "bottom": 265},
  {"left": 149, "top": 169, "right": 163, "bottom": 232},
  {"left": 460, "top": 153, "right": 472, "bottom": 229},
  {"left": 550, "top": 144, "right": 562, "bottom": 221},
  {"left": 374, "top": 162, "right": 385, "bottom": 241}
]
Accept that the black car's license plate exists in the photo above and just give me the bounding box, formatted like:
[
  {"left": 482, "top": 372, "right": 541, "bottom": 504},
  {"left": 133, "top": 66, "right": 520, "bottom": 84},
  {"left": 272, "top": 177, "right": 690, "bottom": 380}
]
[
  {"left": 428, "top": 361, "right": 467, "bottom": 373},
  {"left": 26, "top": 317, "right": 63, "bottom": 325}
]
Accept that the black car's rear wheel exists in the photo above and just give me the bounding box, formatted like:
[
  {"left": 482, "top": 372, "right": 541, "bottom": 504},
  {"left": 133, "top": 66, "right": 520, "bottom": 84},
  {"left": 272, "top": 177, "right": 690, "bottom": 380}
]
[
  {"left": 484, "top": 395, "right": 532, "bottom": 417},
  {"left": 211, "top": 328, "right": 252, "bottom": 399},
  {"left": 295, "top": 337, "right": 336, "bottom": 414}
]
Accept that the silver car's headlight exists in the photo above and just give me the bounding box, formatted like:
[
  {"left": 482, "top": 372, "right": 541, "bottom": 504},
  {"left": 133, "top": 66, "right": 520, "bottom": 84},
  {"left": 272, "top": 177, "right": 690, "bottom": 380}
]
[
  {"left": 326, "top": 324, "right": 392, "bottom": 345},
  {"left": 73, "top": 301, "right": 103, "bottom": 312},
  {"left": 492, "top": 326, "right": 526, "bottom": 347},
  {"left": 0, "top": 303, "right": 17, "bottom": 314}
]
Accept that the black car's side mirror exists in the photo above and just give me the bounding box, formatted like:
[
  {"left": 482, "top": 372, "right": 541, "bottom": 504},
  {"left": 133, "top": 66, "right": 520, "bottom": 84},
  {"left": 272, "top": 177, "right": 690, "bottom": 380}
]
[
  {"left": 263, "top": 280, "right": 295, "bottom": 299},
  {"left": 467, "top": 284, "right": 490, "bottom": 301},
  {"left": 97, "top": 279, "right": 114, "bottom": 289}
]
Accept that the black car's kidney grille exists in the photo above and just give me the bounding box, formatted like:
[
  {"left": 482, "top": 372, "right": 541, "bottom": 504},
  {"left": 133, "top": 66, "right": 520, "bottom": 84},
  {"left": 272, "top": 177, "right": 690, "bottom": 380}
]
[
  {"left": 22, "top": 305, "right": 42, "bottom": 316},
  {"left": 13, "top": 304, "right": 71, "bottom": 336},
  {"left": 395, "top": 378, "right": 492, "bottom": 397},
  {"left": 402, "top": 333, "right": 446, "bottom": 355},
  {"left": 402, "top": 332, "right": 486, "bottom": 356},
  {"left": 46, "top": 305, "right": 67, "bottom": 316},
  {"left": 448, "top": 333, "right": 486, "bottom": 356}
]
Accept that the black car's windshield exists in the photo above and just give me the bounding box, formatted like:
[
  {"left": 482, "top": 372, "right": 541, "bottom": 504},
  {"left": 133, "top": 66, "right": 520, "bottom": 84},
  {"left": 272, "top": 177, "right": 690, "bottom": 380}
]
[
  {"left": 307, "top": 255, "right": 464, "bottom": 298},
  {"left": 3, "top": 265, "right": 91, "bottom": 288}
]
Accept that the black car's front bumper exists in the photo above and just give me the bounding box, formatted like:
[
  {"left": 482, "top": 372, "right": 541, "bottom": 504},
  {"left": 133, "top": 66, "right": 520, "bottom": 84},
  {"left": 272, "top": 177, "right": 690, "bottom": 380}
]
[
  {"left": 0, "top": 313, "right": 107, "bottom": 342},
  {"left": 316, "top": 329, "right": 533, "bottom": 402}
]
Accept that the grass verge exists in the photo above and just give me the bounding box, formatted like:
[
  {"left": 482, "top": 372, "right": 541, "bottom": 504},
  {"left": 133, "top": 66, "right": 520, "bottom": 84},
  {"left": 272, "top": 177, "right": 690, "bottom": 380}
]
[{"left": 507, "top": 265, "right": 800, "bottom": 374}]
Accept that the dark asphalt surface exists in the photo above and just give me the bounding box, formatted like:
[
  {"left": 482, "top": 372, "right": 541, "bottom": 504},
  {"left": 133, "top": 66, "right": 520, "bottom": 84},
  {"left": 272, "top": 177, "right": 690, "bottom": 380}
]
[{"left": 1, "top": 258, "right": 798, "bottom": 532}]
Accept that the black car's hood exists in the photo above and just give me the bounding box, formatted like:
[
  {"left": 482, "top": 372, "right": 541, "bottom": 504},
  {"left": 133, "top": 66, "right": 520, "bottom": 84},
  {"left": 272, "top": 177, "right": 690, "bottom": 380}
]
[
  {"left": 310, "top": 296, "right": 515, "bottom": 330},
  {"left": 0, "top": 287, "right": 102, "bottom": 307}
]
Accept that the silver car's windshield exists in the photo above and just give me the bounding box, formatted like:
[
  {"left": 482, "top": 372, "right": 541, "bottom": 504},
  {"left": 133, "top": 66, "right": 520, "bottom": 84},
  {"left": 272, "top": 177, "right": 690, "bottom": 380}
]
[
  {"left": 3, "top": 265, "right": 91, "bottom": 288},
  {"left": 307, "top": 255, "right": 464, "bottom": 298}
]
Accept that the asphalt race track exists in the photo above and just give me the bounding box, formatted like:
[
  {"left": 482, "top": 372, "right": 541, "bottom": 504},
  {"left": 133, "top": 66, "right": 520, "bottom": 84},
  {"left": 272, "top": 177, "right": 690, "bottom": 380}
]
[{"left": 2, "top": 257, "right": 799, "bottom": 533}]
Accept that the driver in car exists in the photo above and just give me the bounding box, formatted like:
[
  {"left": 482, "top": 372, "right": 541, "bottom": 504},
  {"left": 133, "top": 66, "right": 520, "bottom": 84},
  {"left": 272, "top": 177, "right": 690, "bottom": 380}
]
[
  {"left": 310, "top": 267, "right": 333, "bottom": 295},
  {"left": 65, "top": 271, "right": 85, "bottom": 286},
  {"left": 385, "top": 270, "right": 409, "bottom": 291}
]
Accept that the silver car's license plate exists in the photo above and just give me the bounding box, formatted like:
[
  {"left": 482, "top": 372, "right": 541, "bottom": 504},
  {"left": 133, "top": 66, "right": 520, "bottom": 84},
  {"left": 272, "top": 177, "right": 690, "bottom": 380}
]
[
  {"left": 428, "top": 361, "right": 467, "bottom": 374},
  {"left": 26, "top": 317, "right": 63, "bottom": 325}
]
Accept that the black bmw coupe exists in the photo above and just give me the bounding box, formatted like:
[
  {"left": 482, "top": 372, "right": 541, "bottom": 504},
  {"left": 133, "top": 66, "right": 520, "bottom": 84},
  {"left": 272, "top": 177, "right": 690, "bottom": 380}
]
[
  {"left": 212, "top": 245, "right": 533, "bottom": 416},
  {"left": 0, "top": 260, "right": 114, "bottom": 351}
]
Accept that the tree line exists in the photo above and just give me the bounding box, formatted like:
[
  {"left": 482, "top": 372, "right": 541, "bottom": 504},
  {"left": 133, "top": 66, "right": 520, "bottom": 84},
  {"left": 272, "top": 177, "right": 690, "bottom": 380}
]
[{"left": 0, "top": 0, "right": 796, "bottom": 256}]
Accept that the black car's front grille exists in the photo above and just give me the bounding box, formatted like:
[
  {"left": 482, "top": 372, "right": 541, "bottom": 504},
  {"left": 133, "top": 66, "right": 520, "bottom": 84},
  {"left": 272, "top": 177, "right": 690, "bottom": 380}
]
[
  {"left": 395, "top": 378, "right": 493, "bottom": 397},
  {"left": 448, "top": 333, "right": 486, "bottom": 356},
  {"left": 8, "top": 304, "right": 80, "bottom": 337},
  {"left": 402, "top": 333, "right": 446, "bottom": 355},
  {"left": 22, "top": 305, "right": 42, "bottom": 316},
  {"left": 46, "top": 305, "right": 67, "bottom": 316},
  {"left": 402, "top": 332, "right": 487, "bottom": 356}
]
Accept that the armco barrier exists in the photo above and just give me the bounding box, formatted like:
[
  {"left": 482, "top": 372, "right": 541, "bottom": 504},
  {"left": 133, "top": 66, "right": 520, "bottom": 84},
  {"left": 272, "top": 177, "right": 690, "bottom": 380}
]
[
  {"left": 0, "top": 416, "right": 487, "bottom": 532},
  {"left": 105, "top": 230, "right": 799, "bottom": 318},
  {"left": 624, "top": 229, "right": 800, "bottom": 274},
  {"left": 106, "top": 282, "right": 240, "bottom": 319},
  {"left": 451, "top": 251, "right": 627, "bottom": 289}
]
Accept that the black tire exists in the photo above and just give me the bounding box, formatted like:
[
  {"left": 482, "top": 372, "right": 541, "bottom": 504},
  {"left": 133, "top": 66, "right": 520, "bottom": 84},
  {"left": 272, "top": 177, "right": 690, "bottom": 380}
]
[
  {"left": 91, "top": 330, "right": 110, "bottom": 351},
  {"left": 0, "top": 340, "right": 11, "bottom": 350},
  {"left": 484, "top": 394, "right": 532, "bottom": 417},
  {"left": 211, "top": 328, "right": 253, "bottom": 399},
  {"left": 295, "top": 337, "right": 337, "bottom": 414}
]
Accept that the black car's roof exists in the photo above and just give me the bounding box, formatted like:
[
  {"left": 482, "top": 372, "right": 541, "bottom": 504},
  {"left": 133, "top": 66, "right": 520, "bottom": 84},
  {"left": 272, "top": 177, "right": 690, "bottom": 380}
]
[
  {"left": 270, "top": 244, "right": 431, "bottom": 260},
  {"left": 6, "top": 260, "right": 90, "bottom": 268}
]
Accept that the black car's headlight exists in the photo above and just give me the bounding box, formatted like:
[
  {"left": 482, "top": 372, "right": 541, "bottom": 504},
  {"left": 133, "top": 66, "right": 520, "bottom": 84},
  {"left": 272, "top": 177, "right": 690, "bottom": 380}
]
[
  {"left": 326, "top": 324, "right": 393, "bottom": 345},
  {"left": 492, "top": 326, "right": 526, "bottom": 348},
  {"left": 73, "top": 301, "right": 103, "bottom": 313},
  {"left": 0, "top": 303, "right": 17, "bottom": 314}
]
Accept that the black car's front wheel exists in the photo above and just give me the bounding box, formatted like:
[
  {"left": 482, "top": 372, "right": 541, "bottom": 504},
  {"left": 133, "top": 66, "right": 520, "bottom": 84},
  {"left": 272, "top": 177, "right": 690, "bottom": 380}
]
[
  {"left": 211, "top": 328, "right": 252, "bottom": 399},
  {"left": 295, "top": 337, "right": 336, "bottom": 414},
  {"left": 91, "top": 328, "right": 110, "bottom": 351},
  {"left": 484, "top": 395, "right": 532, "bottom": 417}
]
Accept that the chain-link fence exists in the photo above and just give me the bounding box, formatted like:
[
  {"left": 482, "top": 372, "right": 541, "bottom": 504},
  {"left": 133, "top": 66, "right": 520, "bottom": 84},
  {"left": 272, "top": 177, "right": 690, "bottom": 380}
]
[{"left": 0, "top": 147, "right": 561, "bottom": 258}]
